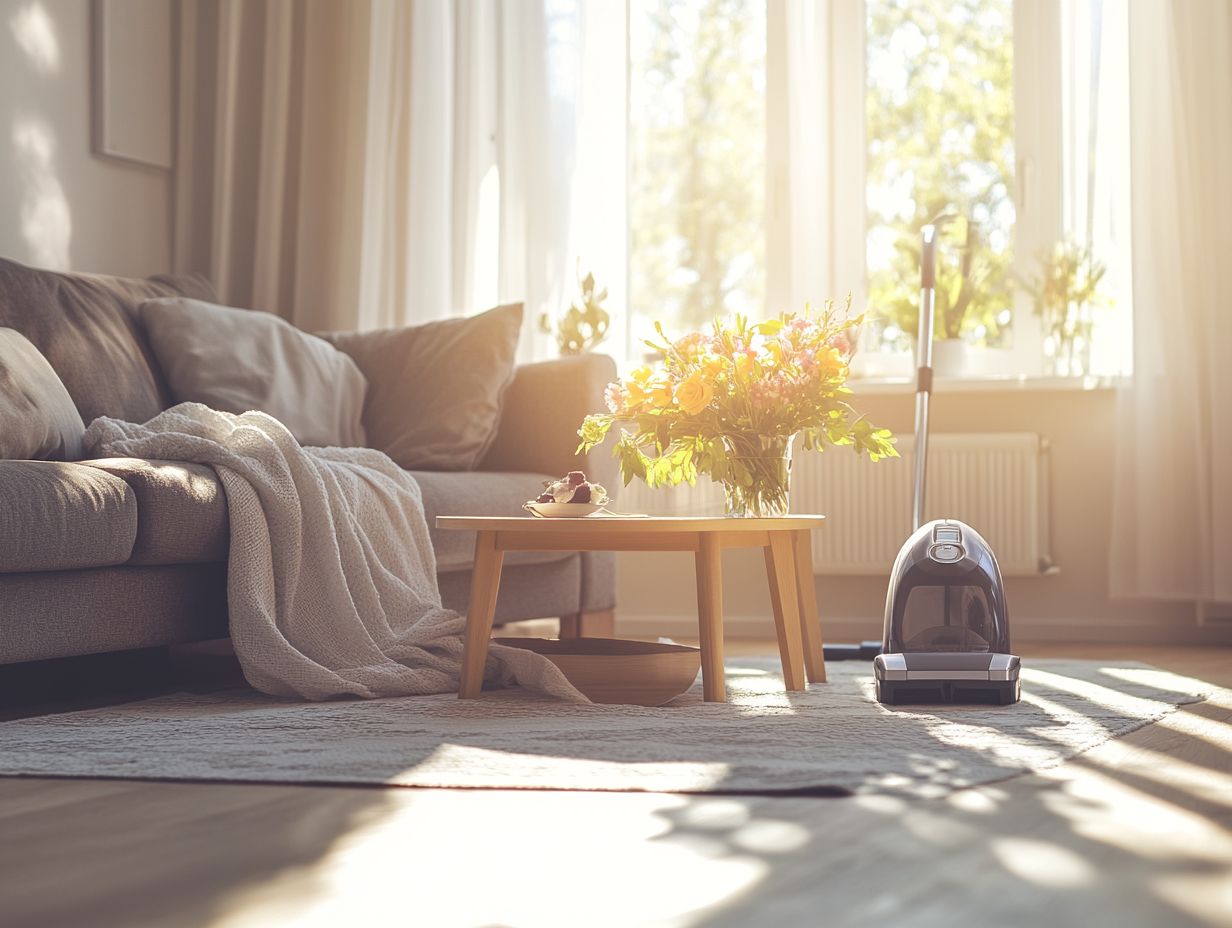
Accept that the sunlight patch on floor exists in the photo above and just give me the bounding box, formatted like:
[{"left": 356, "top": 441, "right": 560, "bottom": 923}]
[
  {"left": 203, "top": 791, "right": 773, "bottom": 928},
  {"left": 989, "top": 836, "right": 1096, "bottom": 888},
  {"left": 1148, "top": 694, "right": 1232, "bottom": 753},
  {"left": 1022, "top": 666, "right": 1191, "bottom": 717},
  {"left": 1097, "top": 666, "right": 1215, "bottom": 697},
  {"left": 399, "top": 741, "right": 734, "bottom": 790}
]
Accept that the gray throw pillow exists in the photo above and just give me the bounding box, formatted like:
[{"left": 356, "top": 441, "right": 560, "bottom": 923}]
[
  {"left": 324, "top": 303, "right": 523, "bottom": 470},
  {"left": 140, "top": 297, "right": 368, "bottom": 448},
  {"left": 0, "top": 328, "right": 86, "bottom": 460}
]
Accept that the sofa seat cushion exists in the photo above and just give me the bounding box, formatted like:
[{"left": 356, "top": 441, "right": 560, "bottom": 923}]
[
  {"left": 0, "top": 461, "right": 136, "bottom": 573},
  {"left": 412, "top": 470, "right": 573, "bottom": 573},
  {"left": 78, "top": 458, "right": 229, "bottom": 566}
]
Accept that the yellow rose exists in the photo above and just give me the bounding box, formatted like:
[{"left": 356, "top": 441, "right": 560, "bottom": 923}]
[
  {"left": 818, "top": 346, "right": 846, "bottom": 374},
  {"left": 648, "top": 378, "right": 675, "bottom": 409},
  {"left": 701, "top": 353, "right": 727, "bottom": 380},
  {"left": 675, "top": 373, "right": 715, "bottom": 416},
  {"left": 624, "top": 380, "right": 648, "bottom": 407}
]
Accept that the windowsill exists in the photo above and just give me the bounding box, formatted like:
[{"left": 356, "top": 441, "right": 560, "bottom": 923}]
[{"left": 849, "top": 373, "right": 1127, "bottom": 395}]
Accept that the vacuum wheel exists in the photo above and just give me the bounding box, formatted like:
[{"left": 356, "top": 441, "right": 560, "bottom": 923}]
[
  {"left": 876, "top": 680, "right": 897, "bottom": 705},
  {"left": 996, "top": 679, "right": 1021, "bottom": 706}
]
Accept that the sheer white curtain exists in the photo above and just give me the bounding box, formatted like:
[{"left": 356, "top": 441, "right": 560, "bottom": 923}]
[
  {"left": 1109, "top": 1, "right": 1232, "bottom": 609},
  {"left": 1060, "top": 0, "right": 1133, "bottom": 375},
  {"left": 175, "top": 0, "right": 576, "bottom": 347},
  {"left": 371, "top": 0, "right": 577, "bottom": 353},
  {"left": 765, "top": 0, "right": 864, "bottom": 316}
]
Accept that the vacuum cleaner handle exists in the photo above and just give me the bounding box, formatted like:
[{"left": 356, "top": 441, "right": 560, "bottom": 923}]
[{"left": 912, "top": 224, "right": 937, "bottom": 531}]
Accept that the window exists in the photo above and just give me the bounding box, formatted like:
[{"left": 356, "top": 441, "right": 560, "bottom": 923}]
[
  {"left": 627, "top": 0, "right": 767, "bottom": 360},
  {"left": 854, "top": 0, "right": 1131, "bottom": 378},
  {"left": 865, "top": 0, "right": 1017, "bottom": 354},
  {"left": 572, "top": 0, "right": 1130, "bottom": 377}
]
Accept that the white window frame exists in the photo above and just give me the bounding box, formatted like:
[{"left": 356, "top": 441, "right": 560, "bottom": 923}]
[
  {"left": 797, "top": 0, "right": 1064, "bottom": 380},
  {"left": 608, "top": 0, "right": 1085, "bottom": 378}
]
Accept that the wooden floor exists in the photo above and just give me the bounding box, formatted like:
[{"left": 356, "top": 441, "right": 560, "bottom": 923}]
[{"left": 1, "top": 642, "right": 1230, "bottom": 928}]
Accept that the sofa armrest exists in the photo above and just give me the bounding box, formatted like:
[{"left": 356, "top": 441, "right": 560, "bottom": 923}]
[{"left": 479, "top": 353, "right": 617, "bottom": 488}]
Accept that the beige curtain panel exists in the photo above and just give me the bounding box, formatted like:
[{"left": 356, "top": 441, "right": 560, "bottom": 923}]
[
  {"left": 1110, "top": 0, "right": 1232, "bottom": 608},
  {"left": 174, "top": 0, "right": 571, "bottom": 345}
]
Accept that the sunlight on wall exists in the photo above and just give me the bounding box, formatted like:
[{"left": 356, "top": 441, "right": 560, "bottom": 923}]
[
  {"left": 12, "top": 117, "right": 71, "bottom": 268},
  {"left": 9, "top": 1, "right": 59, "bottom": 74}
]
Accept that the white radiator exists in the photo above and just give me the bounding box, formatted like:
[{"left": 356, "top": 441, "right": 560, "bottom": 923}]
[{"left": 614, "top": 433, "right": 1054, "bottom": 576}]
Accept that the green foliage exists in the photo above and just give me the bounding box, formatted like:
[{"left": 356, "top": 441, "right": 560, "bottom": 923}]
[
  {"left": 629, "top": 0, "right": 765, "bottom": 333},
  {"left": 865, "top": 0, "right": 1016, "bottom": 349},
  {"left": 1018, "top": 239, "right": 1110, "bottom": 358},
  {"left": 540, "top": 265, "right": 611, "bottom": 355},
  {"left": 574, "top": 307, "right": 899, "bottom": 499}
]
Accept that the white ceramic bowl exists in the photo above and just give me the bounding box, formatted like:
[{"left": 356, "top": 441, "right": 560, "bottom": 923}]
[{"left": 524, "top": 501, "right": 603, "bottom": 518}]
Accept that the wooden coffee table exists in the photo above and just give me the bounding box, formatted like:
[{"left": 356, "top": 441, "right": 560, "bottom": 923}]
[{"left": 435, "top": 515, "right": 828, "bottom": 703}]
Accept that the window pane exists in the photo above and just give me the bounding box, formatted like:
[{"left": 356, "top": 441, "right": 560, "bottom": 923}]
[
  {"left": 628, "top": 0, "right": 765, "bottom": 352},
  {"left": 865, "top": 0, "right": 1016, "bottom": 350}
]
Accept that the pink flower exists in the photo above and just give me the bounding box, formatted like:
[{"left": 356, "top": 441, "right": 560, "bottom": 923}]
[{"left": 604, "top": 382, "right": 622, "bottom": 413}]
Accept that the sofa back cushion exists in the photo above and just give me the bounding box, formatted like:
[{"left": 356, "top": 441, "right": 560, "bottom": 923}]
[
  {"left": 0, "top": 258, "right": 216, "bottom": 424},
  {"left": 323, "top": 303, "right": 523, "bottom": 470},
  {"left": 140, "top": 297, "right": 368, "bottom": 448},
  {"left": 0, "top": 328, "right": 86, "bottom": 460}
]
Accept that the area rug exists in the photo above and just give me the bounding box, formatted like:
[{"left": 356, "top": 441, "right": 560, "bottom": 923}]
[{"left": 0, "top": 658, "right": 1213, "bottom": 797}]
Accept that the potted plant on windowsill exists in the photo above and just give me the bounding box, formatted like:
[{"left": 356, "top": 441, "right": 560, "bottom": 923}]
[
  {"left": 540, "top": 263, "right": 612, "bottom": 356},
  {"left": 1019, "top": 240, "right": 1109, "bottom": 378},
  {"left": 876, "top": 215, "right": 1004, "bottom": 378}
]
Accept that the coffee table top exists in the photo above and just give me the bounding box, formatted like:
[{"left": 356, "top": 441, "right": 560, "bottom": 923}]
[{"left": 436, "top": 514, "right": 825, "bottom": 533}]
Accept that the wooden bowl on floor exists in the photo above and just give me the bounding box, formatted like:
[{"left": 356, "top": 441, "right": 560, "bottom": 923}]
[{"left": 494, "top": 637, "right": 701, "bottom": 706}]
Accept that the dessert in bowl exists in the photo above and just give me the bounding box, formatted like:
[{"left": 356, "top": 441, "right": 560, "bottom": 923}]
[{"left": 524, "top": 471, "right": 610, "bottom": 517}]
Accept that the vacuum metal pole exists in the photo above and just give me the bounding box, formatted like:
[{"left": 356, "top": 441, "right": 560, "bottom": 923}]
[{"left": 912, "top": 225, "right": 937, "bottom": 532}]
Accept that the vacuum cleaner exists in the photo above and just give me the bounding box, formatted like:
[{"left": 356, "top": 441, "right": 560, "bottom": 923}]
[{"left": 873, "top": 223, "right": 1021, "bottom": 706}]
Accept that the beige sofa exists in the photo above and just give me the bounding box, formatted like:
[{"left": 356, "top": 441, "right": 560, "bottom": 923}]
[{"left": 0, "top": 257, "right": 616, "bottom": 666}]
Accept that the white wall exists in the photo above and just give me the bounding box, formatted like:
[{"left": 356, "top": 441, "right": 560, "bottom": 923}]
[{"left": 0, "top": 0, "right": 171, "bottom": 276}]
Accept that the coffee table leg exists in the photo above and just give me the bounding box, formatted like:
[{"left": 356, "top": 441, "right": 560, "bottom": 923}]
[
  {"left": 694, "top": 533, "right": 726, "bottom": 702},
  {"left": 459, "top": 531, "right": 504, "bottom": 699},
  {"left": 793, "top": 529, "right": 827, "bottom": 683},
  {"left": 765, "top": 533, "right": 806, "bottom": 691}
]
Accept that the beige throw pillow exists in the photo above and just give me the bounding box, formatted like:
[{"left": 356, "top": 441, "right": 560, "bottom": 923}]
[
  {"left": 324, "top": 303, "right": 523, "bottom": 470},
  {"left": 0, "top": 328, "right": 86, "bottom": 460},
  {"left": 140, "top": 298, "right": 367, "bottom": 448}
]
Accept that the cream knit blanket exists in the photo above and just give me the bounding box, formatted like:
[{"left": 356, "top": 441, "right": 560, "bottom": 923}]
[{"left": 84, "top": 403, "right": 582, "bottom": 702}]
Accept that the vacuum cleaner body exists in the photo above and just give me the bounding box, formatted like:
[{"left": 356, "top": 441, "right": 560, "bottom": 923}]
[
  {"left": 874, "top": 519, "right": 1020, "bottom": 704},
  {"left": 874, "top": 221, "right": 1020, "bottom": 705}
]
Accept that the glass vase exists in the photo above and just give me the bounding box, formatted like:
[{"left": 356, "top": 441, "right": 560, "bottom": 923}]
[{"left": 720, "top": 433, "right": 796, "bottom": 517}]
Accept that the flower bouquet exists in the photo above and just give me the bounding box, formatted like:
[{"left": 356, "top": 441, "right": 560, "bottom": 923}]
[{"left": 576, "top": 300, "right": 898, "bottom": 517}]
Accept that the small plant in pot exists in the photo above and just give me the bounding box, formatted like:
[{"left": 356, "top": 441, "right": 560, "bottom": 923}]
[
  {"left": 1019, "top": 240, "right": 1109, "bottom": 377},
  {"left": 874, "top": 216, "right": 1006, "bottom": 376},
  {"left": 540, "top": 263, "right": 611, "bottom": 356}
]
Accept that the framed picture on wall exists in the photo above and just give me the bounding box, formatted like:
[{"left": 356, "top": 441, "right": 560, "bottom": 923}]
[{"left": 91, "top": 0, "right": 173, "bottom": 170}]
